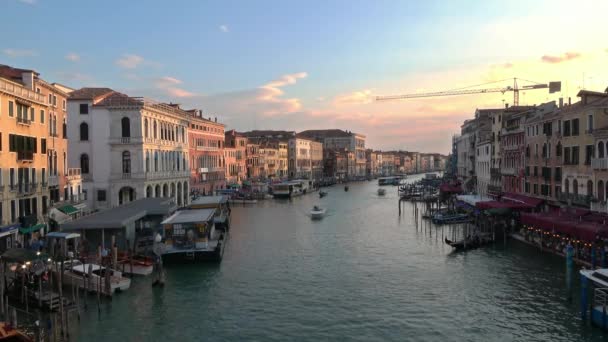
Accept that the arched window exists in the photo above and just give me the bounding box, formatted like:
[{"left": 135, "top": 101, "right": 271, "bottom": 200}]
[
  {"left": 588, "top": 180, "right": 593, "bottom": 197},
  {"left": 80, "top": 154, "right": 89, "bottom": 174},
  {"left": 144, "top": 118, "right": 149, "bottom": 138},
  {"left": 599, "top": 142, "right": 605, "bottom": 159},
  {"left": 542, "top": 143, "right": 547, "bottom": 158},
  {"left": 122, "top": 151, "right": 131, "bottom": 174},
  {"left": 80, "top": 122, "right": 89, "bottom": 141},
  {"left": 121, "top": 117, "right": 131, "bottom": 138},
  {"left": 573, "top": 179, "right": 578, "bottom": 195},
  {"left": 153, "top": 120, "right": 158, "bottom": 139},
  {"left": 599, "top": 180, "right": 605, "bottom": 202},
  {"left": 556, "top": 142, "right": 562, "bottom": 157}
]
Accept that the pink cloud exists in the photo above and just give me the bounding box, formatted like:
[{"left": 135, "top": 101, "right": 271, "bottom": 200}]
[{"left": 541, "top": 51, "right": 581, "bottom": 63}]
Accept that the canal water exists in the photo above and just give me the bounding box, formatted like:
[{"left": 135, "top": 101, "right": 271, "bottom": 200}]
[{"left": 74, "top": 175, "right": 604, "bottom": 341}]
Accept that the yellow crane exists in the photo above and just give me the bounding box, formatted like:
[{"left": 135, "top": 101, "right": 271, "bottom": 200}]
[{"left": 375, "top": 78, "right": 561, "bottom": 106}]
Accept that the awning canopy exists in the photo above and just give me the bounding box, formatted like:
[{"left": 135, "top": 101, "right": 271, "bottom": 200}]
[
  {"left": 501, "top": 192, "right": 544, "bottom": 208},
  {"left": 19, "top": 223, "right": 45, "bottom": 234},
  {"left": 440, "top": 183, "right": 463, "bottom": 194},
  {"left": 456, "top": 194, "right": 492, "bottom": 207},
  {"left": 58, "top": 204, "right": 79, "bottom": 215},
  {"left": 1, "top": 248, "right": 50, "bottom": 264},
  {"left": 521, "top": 212, "right": 608, "bottom": 242},
  {"left": 476, "top": 200, "right": 533, "bottom": 210}
]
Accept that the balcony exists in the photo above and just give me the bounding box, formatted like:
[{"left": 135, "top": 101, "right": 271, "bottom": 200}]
[
  {"left": 18, "top": 184, "right": 35, "bottom": 197},
  {"left": 559, "top": 193, "right": 592, "bottom": 207},
  {"left": 592, "top": 158, "right": 608, "bottom": 170},
  {"left": 16, "top": 117, "right": 31, "bottom": 126},
  {"left": 67, "top": 168, "right": 82, "bottom": 181},
  {"left": 0, "top": 78, "right": 46, "bottom": 104},
  {"left": 591, "top": 201, "right": 608, "bottom": 214},
  {"left": 41, "top": 182, "right": 48, "bottom": 188},
  {"left": 17, "top": 151, "right": 33, "bottom": 161},
  {"left": 48, "top": 175, "right": 59, "bottom": 186}
]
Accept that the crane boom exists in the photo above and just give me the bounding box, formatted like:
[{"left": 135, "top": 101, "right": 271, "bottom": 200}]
[
  {"left": 375, "top": 78, "right": 559, "bottom": 106},
  {"left": 375, "top": 86, "right": 514, "bottom": 101}
]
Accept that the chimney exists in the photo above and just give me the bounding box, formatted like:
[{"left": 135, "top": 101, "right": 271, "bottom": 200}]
[
  {"left": 568, "top": 97, "right": 571, "bottom": 105},
  {"left": 559, "top": 97, "right": 563, "bottom": 108},
  {"left": 21, "top": 71, "right": 35, "bottom": 90},
  {"left": 505, "top": 103, "right": 509, "bottom": 109},
  {"left": 215, "top": 117, "right": 217, "bottom": 122}
]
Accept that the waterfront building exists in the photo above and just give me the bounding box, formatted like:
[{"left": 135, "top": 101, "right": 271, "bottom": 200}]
[
  {"left": 246, "top": 142, "right": 262, "bottom": 180},
  {"left": 0, "top": 64, "right": 84, "bottom": 240},
  {"left": 288, "top": 137, "right": 323, "bottom": 180},
  {"left": 522, "top": 101, "right": 561, "bottom": 203},
  {"left": 487, "top": 107, "right": 506, "bottom": 197},
  {"left": 297, "top": 129, "right": 366, "bottom": 178},
  {"left": 500, "top": 107, "right": 534, "bottom": 194},
  {"left": 475, "top": 132, "right": 492, "bottom": 197},
  {"left": 324, "top": 148, "right": 354, "bottom": 180},
  {"left": 187, "top": 109, "right": 226, "bottom": 196},
  {"left": 381, "top": 152, "right": 395, "bottom": 176},
  {"left": 455, "top": 118, "right": 477, "bottom": 192},
  {"left": 365, "top": 149, "right": 378, "bottom": 177},
  {"left": 224, "top": 130, "right": 247, "bottom": 186},
  {"left": 559, "top": 91, "right": 608, "bottom": 210},
  {"left": 67, "top": 88, "right": 190, "bottom": 209}
]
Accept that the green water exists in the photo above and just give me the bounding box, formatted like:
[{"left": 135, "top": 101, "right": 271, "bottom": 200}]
[{"left": 73, "top": 176, "right": 603, "bottom": 341}]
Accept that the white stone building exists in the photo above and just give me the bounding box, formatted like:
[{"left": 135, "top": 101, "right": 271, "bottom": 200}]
[
  {"left": 67, "top": 88, "right": 190, "bottom": 210},
  {"left": 288, "top": 137, "right": 323, "bottom": 180},
  {"left": 475, "top": 133, "right": 492, "bottom": 197},
  {"left": 297, "top": 129, "right": 366, "bottom": 178}
]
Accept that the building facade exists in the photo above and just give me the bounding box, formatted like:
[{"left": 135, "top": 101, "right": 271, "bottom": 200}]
[
  {"left": 297, "top": 129, "right": 366, "bottom": 178},
  {"left": 288, "top": 137, "right": 323, "bottom": 180},
  {"left": 224, "top": 130, "right": 247, "bottom": 185},
  {"left": 68, "top": 89, "right": 190, "bottom": 210},
  {"left": 187, "top": 110, "right": 226, "bottom": 196}
]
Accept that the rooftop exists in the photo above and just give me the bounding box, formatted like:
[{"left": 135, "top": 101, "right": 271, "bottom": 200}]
[
  {"left": 69, "top": 87, "right": 116, "bottom": 100},
  {"left": 161, "top": 209, "right": 215, "bottom": 225},
  {"left": 297, "top": 129, "right": 365, "bottom": 139},
  {"left": 60, "top": 198, "right": 176, "bottom": 230},
  {"left": 0, "top": 64, "right": 37, "bottom": 85}
]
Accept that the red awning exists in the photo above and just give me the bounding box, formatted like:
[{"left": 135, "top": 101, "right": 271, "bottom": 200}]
[
  {"left": 521, "top": 212, "right": 608, "bottom": 242},
  {"left": 501, "top": 192, "right": 543, "bottom": 208},
  {"left": 476, "top": 201, "right": 532, "bottom": 210},
  {"left": 440, "top": 183, "right": 463, "bottom": 194}
]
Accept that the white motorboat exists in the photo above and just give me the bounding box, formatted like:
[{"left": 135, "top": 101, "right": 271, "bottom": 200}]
[
  {"left": 310, "top": 206, "right": 326, "bottom": 220},
  {"left": 55, "top": 260, "right": 131, "bottom": 296},
  {"left": 377, "top": 188, "right": 386, "bottom": 196},
  {"left": 117, "top": 255, "right": 154, "bottom": 276}
]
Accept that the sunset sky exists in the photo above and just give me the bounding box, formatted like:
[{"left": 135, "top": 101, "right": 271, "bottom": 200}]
[{"left": 3, "top": 0, "right": 608, "bottom": 153}]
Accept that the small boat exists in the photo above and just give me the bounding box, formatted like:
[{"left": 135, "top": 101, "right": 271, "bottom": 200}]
[
  {"left": 310, "top": 206, "right": 326, "bottom": 220},
  {"left": 432, "top": 212, "right": 471, "bottom": 225},
  {"left": 377, "top": 188, "right": 386, "bottom": 196},
  {"left": 344, "top": 186, "right": 349, "bottom": 192},
  {"left": 445, "top": 234, "right": 493, "bottom": 251},
  {"left": 117, "top": 254, "right": 155, "bottom": 276},
  {"left": 229, "top": 198, "right": 258, "bottom": 204},
  {"left": 57, "top": 260, "right": 131, "bottom": 296},
  {"left": 319, "top": 191, "right": 328, "bottom": 198},
  {"left": 0, "top": 322, "right": 32, "bottom": 341}
]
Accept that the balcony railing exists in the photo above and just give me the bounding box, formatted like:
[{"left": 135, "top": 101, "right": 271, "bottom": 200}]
[
  {"left": 0, "top": 78, "right": 46, "bottom": 104},
  {"left": 17, "top": 151, "right": 34, "bottom": 161},
  {"left": 48, "top": 175, "right": 59, "bottom": 186},
  {"left": 16, "top": 117, "right": 31, "bottom": 125},
  {"left": 41, "top": 182, "right": 48, "bottom": 188},
  {"left": 591, "top": 201, "right": 608, "bottom": 214},
  {"left": 592, "top": 158, "right": 608, "bottom": 170},
  {"left": 67, "top": 168, "right": 82, "bottom": 180},
  {"left": 559, "top": 193, "right": 592, "bottom": 207}
]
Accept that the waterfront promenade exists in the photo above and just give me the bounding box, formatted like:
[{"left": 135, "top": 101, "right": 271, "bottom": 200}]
[{"left": 71, "top": 177, "right": 602, "bottom": 341}]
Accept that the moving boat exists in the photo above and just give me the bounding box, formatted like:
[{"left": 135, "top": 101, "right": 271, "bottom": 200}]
[
  {"left": 344, "top": 186, "right": 349, "bottom": 192},
  {"left": 444, "top": 234, "right": 493, "bottom": 251},
  {"left": 377, "top": 188, "right": 386, "bottom": 196},
  {"left": 310, "top": 206, "right": 326, "bottom": 220},
  {"left": 272, "top": 180, "right": 309, "bottom": 198},
  {"left": 319, "top": 191, "right": 328, "bottom": 198},
  {"left": 57, "top": 260, "right": 131, "bottom": 296}
]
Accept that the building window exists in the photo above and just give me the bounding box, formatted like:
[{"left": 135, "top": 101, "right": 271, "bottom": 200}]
[
  {"left": 8, "top": 101, "right": 14, "bottom": 117},
  {"left": 121, "top": 117, "right": 130, "bottom": 138},
  {"left": 122, "top": 151, "right": 131, "bottom": 174},
  {"left": 588, "top": 114, "right": 594, "bottom": 132},
  {"left": 585, "top": 145, "right": 594, "bottom": 165},
  {"left": 572, "top": 118, "right": 580, "bottom": 136},
  {"left": 556, "top": 142, "right": 562, "bottom": 157},
  {"left": 599, "top": 142, "right": 605, "bottom": 159},
  {"left": 572, "top": 146, "right": 580, "bottom": 165},
  {"left": 97, "top": 190, "right": 106, "bottom": 202},
  {"left": 81, "top": 154, "right": 89, "bottom": 174},
  {"left": 144, "top": 118, "right": 149, "bottom": 138},
  {"left": 153, "top": 121, "right": 158, "bottom": 139},
  {"left": 80, "top": 122, "right": 89, "bottom": 141},
  {"left": 564, "top": 121, "right": 571, "bottom": 136},
  {"left": 573, "top": 179, "right": 578, "bottom": 195},
  {"left": 62, "top": 100, "right": 66, "bottom": 110},
  {"left": 41, "top": 138, "right": 46, "bottom": 154},
  {"left": 79, "top": 104, "right": 88, "bottom": 114},
  {"left": 40, "top": 109, "right": 45, "bottom": 123}
]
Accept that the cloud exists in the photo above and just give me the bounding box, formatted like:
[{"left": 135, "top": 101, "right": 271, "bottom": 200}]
[
  {"left": 18, "top": 0, "right": 36, "bottom": 4},
  {"left": 333, "top": 89, "right": 374, "bottom": 106},
  {"left": 153, "top": 76, "right": 194, "bottom": 98},
  {"left": 3, "top": 48, "right": 37, "bottom": 58},
  {"left": 65, "top": 53, "right": 80, "bottom": 62},
  {"left": 115, "top": 54, "right": 144, "bottom": 69},
  {"left": 219, "top": 25, "right": 229, "bottom": 33},
  {"left": 541, "top": 51, "right": 581, "bottom": 64}
]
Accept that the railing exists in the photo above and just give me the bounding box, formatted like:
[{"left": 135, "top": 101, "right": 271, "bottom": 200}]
[
  {"left": 48, "top": 175, "right": 58, "bottom": 186},
  {"left": 121, "top": 137, "right": 131, "bottom": 144},
  {"left": 16, "top": 116, "right": 31, "bottom": 125},
  {"left": 122, "top": 173, "right": 131, "bottom": 179},
  {"left": 0, "top": 185, "right": 4, "bottom": 192},
  {"left": 9, "top": 185, "right": 17, "bottom": 192},
  {"left": 592, "top": 158, "right": 608, "bottom": 170},
  {"left": 41, "top": 182, "right": 48, "bottom": 188},
  {"left": 0, "top": 78, "right": 46, "bottom": 104},
  {"left": 17, "top": 151, "right": 33, "bottom": 161},
  {"left": 67, "top": 168, "right": 81, "bottom": 178},
  {"left": 559, "top": 193, "right": 592, "bottom": 207},
  {"left": 591, "top": 201, "right": 608, "bottom": 214}
]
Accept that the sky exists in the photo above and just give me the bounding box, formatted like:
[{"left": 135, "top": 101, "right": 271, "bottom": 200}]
[{"left": 3, "top": 0, "right": 608, "bottom": 154}]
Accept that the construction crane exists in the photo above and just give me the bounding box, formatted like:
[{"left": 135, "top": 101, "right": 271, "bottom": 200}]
[{"left": 375, "top": 78, "right": 561, "bottom": 106}]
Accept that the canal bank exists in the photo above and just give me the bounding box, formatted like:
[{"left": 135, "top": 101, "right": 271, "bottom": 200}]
[{"left": 72, "top": 177, "right": 604, "bottom": 341}]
